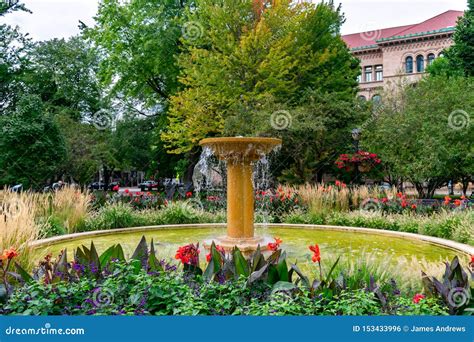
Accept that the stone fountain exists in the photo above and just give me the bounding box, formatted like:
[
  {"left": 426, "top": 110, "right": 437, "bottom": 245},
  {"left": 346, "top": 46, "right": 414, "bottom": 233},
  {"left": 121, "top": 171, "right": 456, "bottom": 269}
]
[{"left": 199, "top": 137, "right": 282, "bottom": 254}]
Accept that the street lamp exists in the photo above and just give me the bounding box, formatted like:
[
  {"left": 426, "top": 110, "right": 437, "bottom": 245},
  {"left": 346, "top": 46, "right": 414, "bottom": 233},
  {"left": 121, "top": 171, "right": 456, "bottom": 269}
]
[
  {"left": 351, "top": 128, "right": 361, "bottom": 152},
  {"left": 351, "top": 128, "right": 361, "bottom": 184}
]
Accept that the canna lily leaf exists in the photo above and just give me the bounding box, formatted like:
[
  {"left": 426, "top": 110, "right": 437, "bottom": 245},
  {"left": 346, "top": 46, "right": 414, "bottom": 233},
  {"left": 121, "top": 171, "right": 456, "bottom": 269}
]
[
  {"left": 14, "top": 262, "right": 34, "bottom": 283},
  {"left": 290, "top": 263, "right": 310, "bottom": 289},
  {"left": 271, "top": 281, "right": 297, "bottom": 294},
  {"left": 248, "top": 264, "right": 268, "bottom": 284},
  {"left": 131, "top": 236, "right": 148, "bottom": 263},
  {"left": 233, "top": 247, "right": 249, "bottom": 278}
]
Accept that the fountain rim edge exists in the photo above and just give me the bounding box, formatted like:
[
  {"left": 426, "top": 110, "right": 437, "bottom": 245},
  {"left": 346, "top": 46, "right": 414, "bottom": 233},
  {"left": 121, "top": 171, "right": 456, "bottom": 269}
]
[{"left": 29, "top": 223, "right": 473, "bottom": 257}]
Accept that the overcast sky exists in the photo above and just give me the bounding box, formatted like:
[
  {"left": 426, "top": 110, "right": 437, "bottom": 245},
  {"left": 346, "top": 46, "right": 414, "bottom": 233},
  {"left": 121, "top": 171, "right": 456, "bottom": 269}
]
[{"left": 0, "top": 0, "right": 469, "bottom": 41}]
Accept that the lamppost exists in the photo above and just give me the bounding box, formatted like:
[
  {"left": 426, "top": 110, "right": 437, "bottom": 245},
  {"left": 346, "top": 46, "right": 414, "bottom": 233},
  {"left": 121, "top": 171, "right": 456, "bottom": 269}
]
[{"left": 351, "top": 128, "right": 361, "bottom": 184}]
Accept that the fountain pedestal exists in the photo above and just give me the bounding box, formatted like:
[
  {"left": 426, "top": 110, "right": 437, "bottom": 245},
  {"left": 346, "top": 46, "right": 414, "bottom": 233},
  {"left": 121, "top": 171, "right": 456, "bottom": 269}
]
[{"left": 199, "top": 137, "right": 282, "bottom": 254}]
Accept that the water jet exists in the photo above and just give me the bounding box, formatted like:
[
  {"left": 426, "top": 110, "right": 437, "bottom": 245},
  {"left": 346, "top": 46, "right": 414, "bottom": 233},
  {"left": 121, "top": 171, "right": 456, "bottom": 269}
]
[{"left": 199, "top": 137, "right": 282, "bottom": 254}]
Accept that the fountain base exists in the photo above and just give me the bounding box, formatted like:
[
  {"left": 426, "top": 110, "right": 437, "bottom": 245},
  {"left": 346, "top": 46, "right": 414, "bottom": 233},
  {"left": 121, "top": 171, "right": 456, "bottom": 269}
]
[{"left": 203, "top": 236, "right": 274, "bottom": 256}]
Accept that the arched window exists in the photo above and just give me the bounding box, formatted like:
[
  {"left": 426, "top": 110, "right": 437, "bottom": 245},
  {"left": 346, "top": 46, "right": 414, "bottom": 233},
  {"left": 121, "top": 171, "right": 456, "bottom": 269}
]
[
  {"left": 358, "top": 95, "right": 367, "bottom": 101},
  {"left": 427, "top": 53, "right": 436, "bottom": 66},
  {"left": 372, "top": 94, "right": 382, "bottom": 104},
  {"left": 416, "top": 55, "right": 425, "bottom": 72},
  {"left": 405, "top": 56, "right": 413, "bottom": 73}
]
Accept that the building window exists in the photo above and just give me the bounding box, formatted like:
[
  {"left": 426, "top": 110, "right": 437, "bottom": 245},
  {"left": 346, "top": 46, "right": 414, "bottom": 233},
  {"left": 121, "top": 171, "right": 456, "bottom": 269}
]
[
  {"left": 357, "top": 75, "right": 362, "bottom": 83},
  {"left": 358, "top": 95, "right": 367, "bottom": 101},
  {"left": 405, "top": 56, "right": 413, "bottom": 73},
  {"left": 372, "top": 94, "right": 382, "bottom": 104},
  {"left": 364, "top": 66, "right": 373, "bottom": 82},
  {"left": 416, "top": 55, "right": 425, "bottom": 72},
  {"left": 375, "top": 65, "right": 383, "bottom": 81},
  {"left": 427, "top": 53, "right": 436, "bottom": 66}
]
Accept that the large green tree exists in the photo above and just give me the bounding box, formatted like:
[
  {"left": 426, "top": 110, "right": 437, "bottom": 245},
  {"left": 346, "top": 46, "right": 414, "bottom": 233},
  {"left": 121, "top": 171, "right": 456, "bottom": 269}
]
[
  {"left": 162, "top": 0, "right": 361, "bottom": 182},
  {"left": 0, "top": 95, "right": 67, "bottom": 188},
  {"left": 364, "top": 76, "right": 474, "bottom": 197},
  {"left": 446, "top": 0, "right": 474, "bottom": 76}
]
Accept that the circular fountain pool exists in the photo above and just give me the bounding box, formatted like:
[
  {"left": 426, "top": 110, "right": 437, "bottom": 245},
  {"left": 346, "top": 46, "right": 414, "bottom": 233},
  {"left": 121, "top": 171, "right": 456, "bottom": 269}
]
[{"left": 32, "top": 224, "right": 472, "bottom": 273}]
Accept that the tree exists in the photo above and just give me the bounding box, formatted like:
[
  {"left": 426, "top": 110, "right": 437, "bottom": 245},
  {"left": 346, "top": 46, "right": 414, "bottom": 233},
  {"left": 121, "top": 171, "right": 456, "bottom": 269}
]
[
  {"left": 85, "top": 0, "right": 192, "bottom": 113},
  {"left": 0, "top": 95, "right": 67, "bottom": 188},
  {"left": 446, "top": 0, "right": 474, "bottom": 76},
  {"left": 162, "top": 0, "right": 361, "bottom": 181},
  {"left": 364, "top": 76, "right": 474, "bottom": 198},
  {"left": 22, "top": 37, "right": 103, "bottom": 121},
  {"left": 0, "top": 1, "right": 31, "bottom": 112}
]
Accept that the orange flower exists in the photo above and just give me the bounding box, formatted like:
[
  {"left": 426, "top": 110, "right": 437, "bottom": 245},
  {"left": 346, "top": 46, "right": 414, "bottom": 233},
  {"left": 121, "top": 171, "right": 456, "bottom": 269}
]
[
  {"left": 267, "top": 237, "right": 282, "bottom": 251},
  {"left": 411, "top": 204, "right": 417, "bottom": 210},
  {"left": 454, "top": 199, "right": 462, "bottom": 207},
  {"left": 1, "top": 248, "right": 18, "bottom": 260},
  {"left": 309, "top": 244, "right": 321, "bottom": 263},
  {"left": 444, "top": 196, "right": 451, "bottom": 205}
]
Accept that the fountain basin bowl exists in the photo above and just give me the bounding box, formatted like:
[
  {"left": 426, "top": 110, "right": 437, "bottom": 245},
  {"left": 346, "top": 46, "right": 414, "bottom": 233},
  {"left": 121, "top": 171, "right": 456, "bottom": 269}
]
[{"left": 199, "top": 137, "right": 282, "bottom": 162}]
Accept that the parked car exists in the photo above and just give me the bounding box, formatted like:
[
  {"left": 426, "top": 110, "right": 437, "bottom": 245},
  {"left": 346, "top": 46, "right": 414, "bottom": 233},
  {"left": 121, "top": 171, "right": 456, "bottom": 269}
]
[
  {"left": 88, "top": 182, "right": 105, "bottom": 190},
  {"left": 139, "top": 180, "right": 159, "bottom": 191}
]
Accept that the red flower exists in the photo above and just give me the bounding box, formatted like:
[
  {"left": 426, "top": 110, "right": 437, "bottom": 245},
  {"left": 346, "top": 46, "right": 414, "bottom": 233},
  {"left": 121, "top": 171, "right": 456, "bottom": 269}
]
[
  {"left": 444, "top": 196, "right": 451, "bottom": 205},
  {"left": 411, "top": 204, "right": 417, "bottom": 210},
  {"left": 175, "top": 244, "right": 200, "bottom": 266},
  {"left": 206, "top": 245, "right": 225, "bottom": 262},
  {"left": 124, "top": 189, "right": 129, "bottom": 194},
  {"left": 309, "top": 244, "right": 321, "bottom": 263},
  {"left": 454, "top": 199, "right": 462, "bottom": 207},
  {"left": 401, "top": 200, "right": 408, "bottom": 208},
  {"left": 1, "top": 248, "right": 19, "bottom": 260},
  {"left": 461, "top": 195, "right": 467, "bottom": 201},
  {"left": 396, "top": 192, "right": 404, "bottom": 199},
  {"left": 267, "top": 237, "right": 283, "bottom": 251},
  {"left": 381, "top": 197, "right": 389, "bottom": 204},
  {"left": 413, "top": 294, "right": 425, "bottom": 304},
  {"left": 470, "top": 255, "right": 474, "bottom": 264},
  {"left": 186, "top": 191, "right": 193, "bottom": 198},
  {"left": 335, "top": 180, "right": 341, "bottom": 187}
]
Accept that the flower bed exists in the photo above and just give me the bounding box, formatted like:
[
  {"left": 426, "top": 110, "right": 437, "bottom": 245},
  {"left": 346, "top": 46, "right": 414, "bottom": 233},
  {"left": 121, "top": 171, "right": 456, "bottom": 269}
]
[{"left": 1, "top": 240, "right": 472, "bottom": 316}]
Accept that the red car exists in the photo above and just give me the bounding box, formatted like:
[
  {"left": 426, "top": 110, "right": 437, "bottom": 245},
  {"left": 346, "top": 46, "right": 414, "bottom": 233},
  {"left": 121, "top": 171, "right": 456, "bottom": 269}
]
[{"left": 139, "top": 180, "right": 159, "bottom": 191}]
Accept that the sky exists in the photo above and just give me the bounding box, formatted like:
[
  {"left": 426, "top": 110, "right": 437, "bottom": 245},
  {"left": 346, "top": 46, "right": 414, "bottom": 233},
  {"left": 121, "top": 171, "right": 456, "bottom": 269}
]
[{"left": 0, "top": 0, "right": 469, "bottom": 41}]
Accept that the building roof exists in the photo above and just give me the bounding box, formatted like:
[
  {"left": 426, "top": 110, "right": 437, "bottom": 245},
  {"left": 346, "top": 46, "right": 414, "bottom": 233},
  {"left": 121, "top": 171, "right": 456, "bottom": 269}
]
[{"left": 342, "top": 10, "right": 464, "bottom": 50}]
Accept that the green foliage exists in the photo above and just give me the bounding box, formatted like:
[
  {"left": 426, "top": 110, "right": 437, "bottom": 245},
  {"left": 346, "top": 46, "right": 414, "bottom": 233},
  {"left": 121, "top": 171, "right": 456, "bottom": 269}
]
[
  {"left": 364, "top": 76, "right": 474, "bottom": 198},
  {"left": 0, "top": 95, "right": 67, "bottom": 188},
  {"left": 3, "top": 238, "right": 455, "bottom": 316},
  {"left": 444, "top": 2, "right": 474, "bottom": 76},
  {"left": 283, "top": 210, "right": 474, "bottom": 245},
  {"left": 162, "top": 0, "right": 362, "bottom": 183}
]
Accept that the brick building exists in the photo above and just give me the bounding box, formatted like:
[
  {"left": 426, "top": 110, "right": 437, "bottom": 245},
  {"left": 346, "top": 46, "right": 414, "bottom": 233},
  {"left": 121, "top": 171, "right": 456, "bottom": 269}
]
[{"left": 342, "top": 10, "right": 463, "bottom": 101}]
